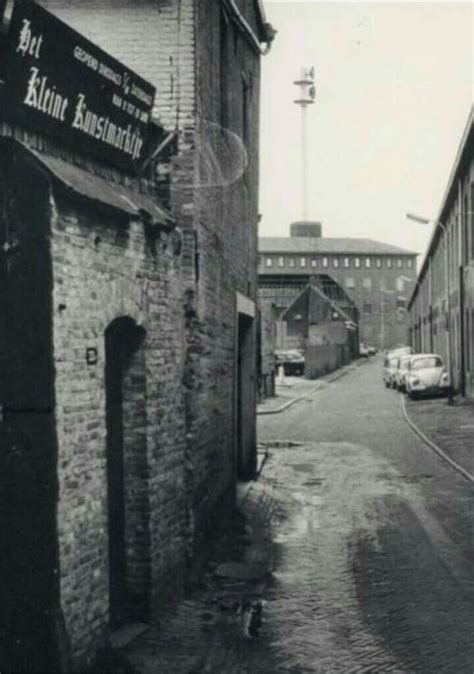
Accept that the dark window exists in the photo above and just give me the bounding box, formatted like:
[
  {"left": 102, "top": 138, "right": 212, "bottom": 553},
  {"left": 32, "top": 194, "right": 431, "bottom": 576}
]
[
  {"left": 463, "top": 193, "right": 469, "bottom": 265},
  {"left": 471, "top": 183, "right": 474, "bottom": 259},
  {"left": 242, "top": 75, "right": 250, "bottom": 149},
  {"left": 219, "top": 9, "right": 229, "bottom": 130},
  {"left": 412, "top": 356, "right": 442, "bottom": 370},
  {"left": 363, "top": 303, "right": 372, "bottom": 314},
  {"left": 396, "top": 298, "right": 405, "bottom": 309}
]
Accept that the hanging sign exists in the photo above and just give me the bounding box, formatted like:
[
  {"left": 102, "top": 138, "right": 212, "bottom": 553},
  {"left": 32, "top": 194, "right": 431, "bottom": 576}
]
[{"left": 2, "top": 0, "right": 156, "bottom": 172}]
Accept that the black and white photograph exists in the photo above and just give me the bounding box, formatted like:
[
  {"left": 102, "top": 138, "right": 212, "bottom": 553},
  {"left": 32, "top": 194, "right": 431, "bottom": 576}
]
[{"left": 0, "top": 0, "right": 472, "bottom": 672}]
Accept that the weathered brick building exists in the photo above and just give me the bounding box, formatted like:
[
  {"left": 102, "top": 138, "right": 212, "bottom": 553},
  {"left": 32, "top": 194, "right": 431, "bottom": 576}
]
[
  {"left": 408, "top": 106, "right": 474, "bottom": 397},
  {"left": 0, "top": 1, "right": 274, "bottom": 671}
]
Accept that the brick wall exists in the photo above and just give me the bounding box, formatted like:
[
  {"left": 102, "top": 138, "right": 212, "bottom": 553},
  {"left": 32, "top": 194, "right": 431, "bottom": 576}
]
[
  {"left": 49, "top": 187, "right": 187, "bottom": 665},
  {"left": 180, "top": 0, "right": 261, "bottom": 536},
  {"left": 38, "top": 0, "right": 196, "bottom": 135}
]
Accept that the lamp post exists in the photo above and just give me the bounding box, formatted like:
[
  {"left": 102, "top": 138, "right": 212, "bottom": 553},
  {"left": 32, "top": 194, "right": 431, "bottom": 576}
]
[
  {"left": 406, "top": 212, "right": 453, "bottom": 402},
  {"left": 380, "top": 286, "right": 395, "bottom": 351}
]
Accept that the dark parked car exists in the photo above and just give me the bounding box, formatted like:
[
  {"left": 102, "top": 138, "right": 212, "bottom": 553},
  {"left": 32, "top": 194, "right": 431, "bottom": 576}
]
[{"left": 275, "top": 349, "right": 305, "bottom": 376}]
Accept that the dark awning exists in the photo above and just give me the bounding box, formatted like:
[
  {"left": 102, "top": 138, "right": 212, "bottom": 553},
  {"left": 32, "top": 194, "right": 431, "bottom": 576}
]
[{"left": 7, "top": 139, "right": 174, "bottom": 229}]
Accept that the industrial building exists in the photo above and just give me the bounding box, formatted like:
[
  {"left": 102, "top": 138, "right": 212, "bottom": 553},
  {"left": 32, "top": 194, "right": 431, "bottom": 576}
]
[{"left": 259, "top": 222, "right": 417, "bottom": 352}]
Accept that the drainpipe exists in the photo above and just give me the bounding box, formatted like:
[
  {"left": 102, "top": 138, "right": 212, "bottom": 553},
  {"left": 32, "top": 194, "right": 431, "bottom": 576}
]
[{"left": 459, "top": 179, "right": 466, "bottom": 396}]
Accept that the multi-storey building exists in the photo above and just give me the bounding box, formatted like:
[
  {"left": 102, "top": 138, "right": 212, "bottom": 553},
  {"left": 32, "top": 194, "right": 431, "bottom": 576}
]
[
  {"left": 259, "top": 222, "right": 417, "bottom": 351},
  {"left": 407, "top": 106, "right": 474, "bottom": 397},
  {"left": 0, "top": 1, "right": 274, "bottom": 670}
]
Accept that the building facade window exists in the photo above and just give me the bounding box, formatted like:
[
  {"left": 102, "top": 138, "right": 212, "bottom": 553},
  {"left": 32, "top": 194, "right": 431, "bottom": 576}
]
[
  {"left": 311, "top": 258, "right": 318, "bottom": 267},
  {"left": 396, "top": 258, "right": 403, "bottom": 268},
  {"left": 363, "top": 303, "right": 372, "bottom": 314},
  {"left": 300, "top": 257, "right": 306, "bottom": 267},
  {"left": 396, "top": 298, "right": 405, "bottom": 309},
  {"left": 375, "top": 258, "right": 382, "bottom": 268},
  {"left": 354, "top": 257, "right": 360, "bottom": 268},
  {"left": 363, "top": 277, "right": 372, "bottom": 290},
  {"left": 470, "top": 182, "right": 474, "bottom": 259},
  {"left": 322, "top": 257, "right": 328, "bottom": 268},
  {"left": 289, "top": 258, "right": 295, "bottom": 267},
  {"left": 386, "top": 258, "right": 392, "bottom": 268},
  {"left": 265, "top": 257, "right": 273, "bottom": 267},
  {"left": 278, "top": 257, "right": 284, "bottom": 267},
  {"left": 333, "top": 258, "right": 339, "bottom": 268},
  {"left": 365, "top": 257, "right": 371, "bottom": 268},
  {"left": 407, "top": 259, "right": 413, "bottom": 269},
  {"left": 345, "top": 277, "right": 355, "bottom": 289},
  {"left": 344, "top": 257, "right": 350, "bottom": 268}
]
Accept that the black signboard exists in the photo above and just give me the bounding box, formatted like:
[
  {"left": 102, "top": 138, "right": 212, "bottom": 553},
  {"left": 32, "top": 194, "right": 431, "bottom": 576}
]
[{"left": 2, "top": 0, "right": 156, "bottom": 172}]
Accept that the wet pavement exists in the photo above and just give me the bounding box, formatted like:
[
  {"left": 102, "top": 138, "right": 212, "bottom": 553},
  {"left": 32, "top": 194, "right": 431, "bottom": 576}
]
[{"left": 128, "top": 356, "right": 474, "bottom": 673}]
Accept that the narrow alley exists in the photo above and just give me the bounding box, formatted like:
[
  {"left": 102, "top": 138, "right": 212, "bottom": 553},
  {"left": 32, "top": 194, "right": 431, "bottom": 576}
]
[{"left": 129, "top": 357, "right": 474, "bottom": 673}]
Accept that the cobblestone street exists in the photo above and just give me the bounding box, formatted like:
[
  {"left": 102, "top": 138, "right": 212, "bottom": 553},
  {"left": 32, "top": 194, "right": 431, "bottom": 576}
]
[{"left": 128, "top": 357, "right": 474, "bottom": 673}]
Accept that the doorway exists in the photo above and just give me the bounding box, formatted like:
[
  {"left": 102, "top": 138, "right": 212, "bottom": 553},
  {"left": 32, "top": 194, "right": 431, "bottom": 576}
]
[
  {"left": 237, "top": 313, "right": 256, "bottom": 480},
  {"left": 105, "top": 317, "right": 149, "bottom": 629}
]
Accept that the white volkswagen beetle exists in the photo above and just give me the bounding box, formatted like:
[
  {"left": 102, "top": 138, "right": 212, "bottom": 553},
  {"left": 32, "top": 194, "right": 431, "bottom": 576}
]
[{"left": 405, "top": 354, "right": 450, "bottom": 399}]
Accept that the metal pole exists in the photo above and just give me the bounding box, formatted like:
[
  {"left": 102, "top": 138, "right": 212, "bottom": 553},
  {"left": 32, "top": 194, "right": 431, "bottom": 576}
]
[
  {"left": 380, "top": 288, "right": 384, "bottom": 351},
  {"left": 441, "top": 223, "right": 454, "bottom": 403},
  {"left": 420, "top": 289, "right": 424, "bottom": 352},
  {"left": 301, "top": 104, "right": 308, "bottom": 221}
]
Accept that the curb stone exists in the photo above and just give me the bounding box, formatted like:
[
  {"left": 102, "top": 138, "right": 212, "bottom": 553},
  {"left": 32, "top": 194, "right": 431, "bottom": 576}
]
[
  {"left": 401, "top": 395, "right": 474, "bottom": 485},
  {"left": 257, "top": 360, "right": 362, "bottom": 415}
]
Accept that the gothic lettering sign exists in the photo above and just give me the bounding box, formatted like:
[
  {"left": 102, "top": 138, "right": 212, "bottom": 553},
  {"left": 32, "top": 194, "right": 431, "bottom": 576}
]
[{"left": 3, "top": 0, "right": 156, "bottom": 172}]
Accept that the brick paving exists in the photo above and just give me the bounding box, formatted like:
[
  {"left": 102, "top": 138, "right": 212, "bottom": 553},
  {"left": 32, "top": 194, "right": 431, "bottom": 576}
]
[
  {"left": 123, "top": 360, "right": 474, "bottom": 674},
  {"left": 405, "top": 397, "right": 474, "bottom": 477},
  {"left": 126, "top": 479, "right": 279, "bottom": 674}
]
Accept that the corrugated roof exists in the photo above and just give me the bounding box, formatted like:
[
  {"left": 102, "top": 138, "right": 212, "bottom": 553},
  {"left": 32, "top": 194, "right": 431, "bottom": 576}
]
[
  {"left": 259, "top": 237, "right": 417, "bottom": 256},
  {"left": 14, "top": 141, "right": 173, "bottom": 228}
]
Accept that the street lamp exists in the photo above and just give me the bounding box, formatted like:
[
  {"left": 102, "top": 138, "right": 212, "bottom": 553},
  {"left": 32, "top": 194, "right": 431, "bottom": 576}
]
[
  {"left": 380, "top": 286, "right": 395, "bottom": 351},
  {"left": 406, "top": 212, "right": 453, "bottom": 402}
]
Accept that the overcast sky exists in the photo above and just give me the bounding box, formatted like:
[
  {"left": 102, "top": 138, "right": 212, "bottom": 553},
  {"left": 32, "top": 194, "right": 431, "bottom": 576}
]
[{"left": 259, "top": 1, "right": 473, "bottom": 261}]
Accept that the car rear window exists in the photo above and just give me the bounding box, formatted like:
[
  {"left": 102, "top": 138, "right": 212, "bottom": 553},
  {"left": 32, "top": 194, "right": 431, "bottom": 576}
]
[{"left": 412, "top": 356, "right": 442, "bottom": 370}]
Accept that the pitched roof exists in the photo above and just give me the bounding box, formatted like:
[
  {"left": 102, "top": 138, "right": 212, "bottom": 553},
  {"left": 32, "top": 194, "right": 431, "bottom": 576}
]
[{"left": 259, "top": 237, "right": 417, "bottom": 256}]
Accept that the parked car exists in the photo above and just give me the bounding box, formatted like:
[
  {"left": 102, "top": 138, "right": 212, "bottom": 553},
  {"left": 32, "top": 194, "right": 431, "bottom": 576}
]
[
  {"left": 394, "top": 354, "right": 414, "bottom": 392},
  {"left": 359, "top": 345, "right": 369, "bottom": 358},
  {"left": 275, "top": 349, "right": 305, "bottom": 376},
  {"left": 367, "top": 345, "right": 378, "bottom": 356},
  {"left": 405, "top": 354, "right": 450, "bottom": 399},
  {"left": 383, "top": 355, "right": 400, "bottom": 388}
]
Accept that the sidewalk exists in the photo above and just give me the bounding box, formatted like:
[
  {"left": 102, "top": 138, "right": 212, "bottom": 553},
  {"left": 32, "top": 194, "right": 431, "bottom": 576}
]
[
  {"left": 125, "top": 476, "right": 277, "bottom": 674},
  {"left": 404, "top": 396, "right": 474, "bottom": 482},
  {"left": 257, "top": 360, "right": 363, "bottom": 415}
]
